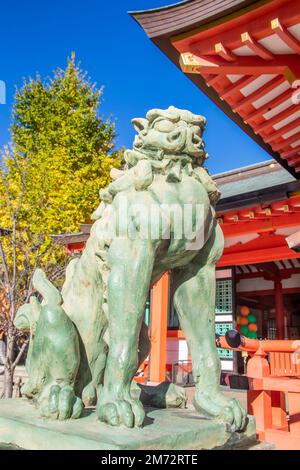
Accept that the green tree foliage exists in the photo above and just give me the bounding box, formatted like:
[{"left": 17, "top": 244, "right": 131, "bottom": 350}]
[
  {"left": 5, "top": 53, "right": 120, "bottom": 263},
  {"left": 0, "top": 55, "right": 121, "bottom": 395}
]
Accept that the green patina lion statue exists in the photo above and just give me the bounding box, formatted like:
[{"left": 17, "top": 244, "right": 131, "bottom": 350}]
[{"left": 15, "top": 106, "right": 246, "bottom": 431}]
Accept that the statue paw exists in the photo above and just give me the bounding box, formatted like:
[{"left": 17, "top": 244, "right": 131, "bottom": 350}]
[
  {"left": 40, "top": 384, "right": 84, "bottom": 420},
  {"left": 97, "top": 387, "right": 145, "bottom": 428},
  {"left": 165, "top": 383, "right": 187, "bottom": 409},
  {"left": 82, "top": 382, "right": 97, "bottom": 406},
  {"left": 21, "top": 381, "right": 38, "bottom": 398},
  {"left": 193, "top": 390, "right": 247, "bottom": 432}
]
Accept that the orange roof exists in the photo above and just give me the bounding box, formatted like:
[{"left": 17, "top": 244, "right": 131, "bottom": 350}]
[{"left": 130, "top": 0, "right": 300, "bottom": 179}]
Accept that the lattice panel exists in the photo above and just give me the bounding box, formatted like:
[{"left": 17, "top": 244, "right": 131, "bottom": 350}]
[
  {"left": 215, "top": 322, "right": 233, "bottom": 359},
  {"left": 215, "top": 279, "right": 233, "bottom": 314}
]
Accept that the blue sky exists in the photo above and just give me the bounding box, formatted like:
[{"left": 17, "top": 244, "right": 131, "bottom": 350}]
[{"left": 0, "top": 0, "right": 271, "bottom": 174}]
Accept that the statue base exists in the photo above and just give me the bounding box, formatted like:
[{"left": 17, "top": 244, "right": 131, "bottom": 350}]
[{"left": 0, "top": 399, "right": 256, "bottom": 450}]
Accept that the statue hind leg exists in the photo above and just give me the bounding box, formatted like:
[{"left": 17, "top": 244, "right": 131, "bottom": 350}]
[{"left": 173, "top": 224, "right": 247, "bottom": 431}]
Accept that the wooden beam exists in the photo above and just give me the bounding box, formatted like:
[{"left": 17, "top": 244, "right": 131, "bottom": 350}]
[
  {"left": 215, "top": 42, "right": 236, "bottom": 62},
  {"left": 241, "top": 32, "right": 274, "bottom": 61},
  {"left": 220, "top": 75, "right": 255, "bottom": 99},
  {"left": 220, "top": 213, "right": 300, "bottom": 237},
  {"left": 281, "top": 145, "right": 300, "bottom": 159},
  {"left": 237, "top": 288, "right": 300, "bottom": 296},
  {"left": 173, "top": 1, "right": 300, "bottom": 56},
  {"left": 179, "top": 52, "right": 293, "bottom": 76},
  {"left": 233, "top": 76, "right": 286, "bottom": 113},
  {"left": 218, "top": 246, "right": 300, "bottom": 267},
  {"left": 287, "top": 157, "right": 300, "bottom": 168},
  {"left": 256, "top": 104, "right": 300, "bottom": 133},
  {"left": 271, "top": 18, "right": 300, "bottom": 55},
  {"left": 262, "top": 117, "right": 300, "bottom": 143},
  {"left": 272, "top": 131, "right": 300, "bottom": 152},
  {"left": 245, "top": 88, "right": 293, "bottom": 123},
  {"left": 205, "top": 74, "right": 222, "bottom": 87},
  {"left": 236, "top": 267, "right": 300, "bottom": 281},
  {"left": 149, "top": 273, "right": 169, "bottom": 383},
  {"left": 275, "top": 278, "right": 285, "bottom": 339},
  {"left": 254, "top": 262, "right": 279, "bottom": 275}
]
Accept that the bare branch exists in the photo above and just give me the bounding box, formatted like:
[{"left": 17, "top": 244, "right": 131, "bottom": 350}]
[
  {"left": 10, "top": 216, "right": 17, "bottom": 320},
  {"left": 12, "top": 340, "right": 28, "bottom": 370},
  {"left": 0, "top": 348, "right": 6, "bottom": 367},
  {"left": 0, "top": 240, "right": 11, "bottom": 289}
]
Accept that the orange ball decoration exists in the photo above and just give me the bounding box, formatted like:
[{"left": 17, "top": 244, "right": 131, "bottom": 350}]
[
  {"left": 240, "top": 317, "right": 249, "bottom": 326},
  {"left": 248, "top": 323, "right": 258, "bottom": 332},
  {"left": 236, "top": 316, "right": 242, "bottom": 325},
  {"left": 240, "top": 306, "right": 250, "bottom": 317}
]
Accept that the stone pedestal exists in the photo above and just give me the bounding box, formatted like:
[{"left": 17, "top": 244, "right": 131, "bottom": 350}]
[{"left": 0, "top": 399, "right": 256, "bottom": 450}]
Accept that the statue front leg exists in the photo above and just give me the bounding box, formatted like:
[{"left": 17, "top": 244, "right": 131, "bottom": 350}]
[
  {"left": 173, "top": 225, "right": 247, "bottom": 432},
  {"left": 97, "top": 237, "right": 154, "bottom": 428}
]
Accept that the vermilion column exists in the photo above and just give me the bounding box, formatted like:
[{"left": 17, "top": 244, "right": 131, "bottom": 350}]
[
  {"left": 149, "top": 273, "right": 169, "bottom": 383},
  {"left": 274, "top": 278, "right": 285, "bottom": 340}
]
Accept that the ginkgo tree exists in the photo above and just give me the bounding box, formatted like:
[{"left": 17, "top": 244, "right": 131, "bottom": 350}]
[{"left": 0, "top": 54, "right": 121, "bottom": 397}]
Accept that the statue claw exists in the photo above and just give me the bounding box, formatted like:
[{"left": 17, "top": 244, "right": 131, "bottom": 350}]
[
  {"left": 97, "top": 386, "right": 145, "bottom": 428},
  {"left": 40, "top": 384, "right": 83, "bottom": 421},
  {"left": 193, "top": 391, "right": 247, "bottom": 432}
]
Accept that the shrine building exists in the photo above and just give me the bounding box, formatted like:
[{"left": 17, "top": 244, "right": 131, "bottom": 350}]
[{"left": 127, "top": 0, "right": 300, "bottom": 383}]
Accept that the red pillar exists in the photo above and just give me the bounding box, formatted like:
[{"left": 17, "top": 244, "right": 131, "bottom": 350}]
[
  {"left": 274, "top": 278, "right": 285, "bottom": 340},
  {"left": 149, "top": 273, "right": 169, "bottom": 383}
]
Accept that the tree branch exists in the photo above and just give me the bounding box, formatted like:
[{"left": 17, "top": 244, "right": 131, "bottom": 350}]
[
  {"left": 0, "top": 347, "right": 6, "bottom": 367},
  {"left": 12, "top": 340, "right": 28, "bottom": 370},
  {"left": 0, "top": 240, "right": 11, "bottom": 289}
]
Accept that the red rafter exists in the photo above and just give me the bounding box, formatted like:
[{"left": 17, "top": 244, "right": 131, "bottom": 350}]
[
  {"left": 245, "top": 88, "right": 293, "bottom": 123},
  {"left": 218, "top": 247, "right": 300, "bottom": 266},
  {"left": 219, "top": 213, "right": 300, "bottom": 237},
  {"left": 262, "top": 117, "right": 300, "bottom": 143},
  {"left": 271, "top": 18, "right": 300, "bottom": 55},
  {"left": 241, "top": 32, "right": 275, "bottom": 60},
  {"left": 272, "top": 131, "right": 300, "bottom": 151},
  {"left": 205, "top": 75, "right": 222, "bottom": 87},
  {"left": 236, "top": 267, "right": 300, "bottom": 280},
  {"left": 287, "top": 157, "right": 300, "bottom": 167},
  {"left": 282, "top": 145, "right": 300, "bottom": 159},
  {"left": 280, "top": 145, "right": 300, "bottom": 160},
  {"left": 220, "top": 76, "right": 255, "bottom": 99},
  {"left": 256, "top": 105, "right": 300, "bottom": 133},
  {"left": 174, "top": 1, "right": 300, "bottom": 55},
  {"left": 185, "top": 51, "right": 297, "bottom": 76},
  {"left": 215, "top": 42, "right": 236, "bottom": 62},
  {"left": 233, "top": 76, "right": 285, "bottom": 112}
]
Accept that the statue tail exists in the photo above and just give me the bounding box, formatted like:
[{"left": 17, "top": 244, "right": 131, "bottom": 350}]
[{"left": 32, "top": 268, "right": 62, "bottom": 306}]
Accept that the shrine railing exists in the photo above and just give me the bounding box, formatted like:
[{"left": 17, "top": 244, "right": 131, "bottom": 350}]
[{"left": 217, "top": 330, "right": 300, "bottom": 450}]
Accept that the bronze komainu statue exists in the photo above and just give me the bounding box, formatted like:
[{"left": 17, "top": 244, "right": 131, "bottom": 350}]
[{"left": 15, "top": 106, "right": 246, "bottom": 430}]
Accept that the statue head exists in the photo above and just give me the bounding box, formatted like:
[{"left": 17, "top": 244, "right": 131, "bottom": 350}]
[
  {"left": 125, "top": 106, "right": 207, "bottom": 167},
  {"left": 93, "top": 105, "right": 219, "bottom": 211},
  {"left": 14, "top": 296, "right": 41, "bottom": 334}
]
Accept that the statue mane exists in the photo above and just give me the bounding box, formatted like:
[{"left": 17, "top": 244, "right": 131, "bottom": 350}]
[{"left": 92, "top": 106, "right": 220, "bottom": 221}]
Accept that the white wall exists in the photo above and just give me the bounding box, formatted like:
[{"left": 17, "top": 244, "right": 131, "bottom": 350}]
[{"left": 237, "top": 273, "right": 300, "bottom": 292}]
